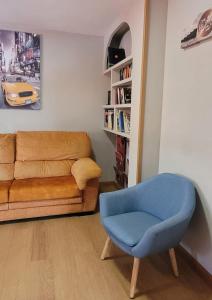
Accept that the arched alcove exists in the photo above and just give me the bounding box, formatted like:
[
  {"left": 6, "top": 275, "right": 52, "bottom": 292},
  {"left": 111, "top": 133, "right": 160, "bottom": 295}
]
[{"left": 105, "top": 22, "right": 132, "bottom": 69}]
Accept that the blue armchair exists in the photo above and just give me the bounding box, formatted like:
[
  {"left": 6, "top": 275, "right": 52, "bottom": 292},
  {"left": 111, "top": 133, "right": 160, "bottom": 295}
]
[{"left": 99, "top": 173, "right": 196, "bottom": 298}]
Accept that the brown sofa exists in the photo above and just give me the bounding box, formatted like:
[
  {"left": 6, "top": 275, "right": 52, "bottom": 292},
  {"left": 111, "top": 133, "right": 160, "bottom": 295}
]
[{"left": 0, "top": 131, "right": 102, "bottom": 221}]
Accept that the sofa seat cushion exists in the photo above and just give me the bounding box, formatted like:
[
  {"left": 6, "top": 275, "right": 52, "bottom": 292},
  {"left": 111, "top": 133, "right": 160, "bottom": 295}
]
[
  {"left": 9, "top": 176, "right": 81, "bottom": 203},
  {"left": 0, "top": 181, "right": 12, "bottom": 204},
  {"left": 103, "top": 211, "right": 161, "bottom": 247}
]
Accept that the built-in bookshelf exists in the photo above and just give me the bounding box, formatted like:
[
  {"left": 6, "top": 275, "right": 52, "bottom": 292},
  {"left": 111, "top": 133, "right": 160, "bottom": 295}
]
[
  {"left": 103, "top": 55, "right": 132, "bottom": 139},
  {"left": 103, "top": 55, "right": 132, "bottom": 187}
]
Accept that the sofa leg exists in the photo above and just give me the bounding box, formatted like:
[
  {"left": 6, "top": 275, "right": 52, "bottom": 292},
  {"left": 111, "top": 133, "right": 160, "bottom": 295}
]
[
  {"left": 169, "top": 248, "right": 179, "bottom": 277},
  {"left": 130, "top": 257, "right": 140, "bottom": 299},
  {"left": 101, "top": 236, "right": 111, "bottom": 260}
]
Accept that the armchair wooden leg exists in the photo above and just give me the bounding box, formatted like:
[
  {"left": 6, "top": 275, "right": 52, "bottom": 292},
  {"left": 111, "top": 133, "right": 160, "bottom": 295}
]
[
  {"left": 130, "top": 257, "right": 140, "bottom": 299},
  {"left": 169, "top": 248, "right": 179, "bottom": 277},
  {"left": 101, "top": 237, "right": 111, "bottom": 260}
]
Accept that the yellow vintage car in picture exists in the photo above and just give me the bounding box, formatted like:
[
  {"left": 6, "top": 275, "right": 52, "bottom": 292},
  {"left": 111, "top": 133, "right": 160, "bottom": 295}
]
[{"left": 1, "top": 76, "right": 39, "bottom": 107}]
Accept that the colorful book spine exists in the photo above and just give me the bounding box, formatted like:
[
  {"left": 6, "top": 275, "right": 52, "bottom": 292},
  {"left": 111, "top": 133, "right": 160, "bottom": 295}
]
[
  {"left": 116, "top": 87, "right": 131, "bottom": 104},
  {"left": 105, "top": 109, "right": 114, "bottom": 130},
  {"left": 115, "top": 110, "right": 120, "bottom": 131},
  {"left": 119, "top": 63, "right": 132, "bottom": 80},
  {"left": 123, "top": 110, "right": 130, "bottom": 133},
  {"left": 119, "top": 111, "right": 125, "bottom": 132}
]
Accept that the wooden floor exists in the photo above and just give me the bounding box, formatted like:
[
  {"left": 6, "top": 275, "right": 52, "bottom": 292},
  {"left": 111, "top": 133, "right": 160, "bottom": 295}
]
[{"left": 0, "top": 213, "right": 211, "bottom": 300}]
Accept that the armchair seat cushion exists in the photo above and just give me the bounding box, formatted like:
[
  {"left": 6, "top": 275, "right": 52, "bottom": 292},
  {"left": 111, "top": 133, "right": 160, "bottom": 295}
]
[{"left": 103, "top": 211, "right": 161, "bottom": 247}]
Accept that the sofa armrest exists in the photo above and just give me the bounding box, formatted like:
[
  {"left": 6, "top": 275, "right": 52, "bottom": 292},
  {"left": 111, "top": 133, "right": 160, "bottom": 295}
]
[{"left": 71, "top": 158, "right": 101, "bottom": 190}]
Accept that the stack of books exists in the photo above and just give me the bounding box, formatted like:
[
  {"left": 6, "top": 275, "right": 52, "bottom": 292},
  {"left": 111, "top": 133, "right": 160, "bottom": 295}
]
[
  {"left": 125, "top": 139, "right": 129, "bottom": 176},
  {"left": 114, "top": 136, "right": 129, "bottom": 188},
  {"left": 115, "top": 109, "right": 130, "bottom": 133},
  {"left": 116, "top": 87, "right": 131, "bottom": 104},
  {"left": 120, "top": 63, "right": 132, "bottom": 80},
  {"left": 104, "top": 109, "right": 114, "bottom": 130}
]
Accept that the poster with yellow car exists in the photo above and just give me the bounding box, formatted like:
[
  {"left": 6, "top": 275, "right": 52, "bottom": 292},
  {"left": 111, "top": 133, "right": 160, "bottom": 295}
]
[{"left": 0, "top": 30, "right": 40, "bottom": 109}]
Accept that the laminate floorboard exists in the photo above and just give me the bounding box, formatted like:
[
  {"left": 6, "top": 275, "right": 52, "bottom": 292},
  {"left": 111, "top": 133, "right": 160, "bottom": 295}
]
[{"left": 0, "top": 212, "right": 211, "bottom": 300}]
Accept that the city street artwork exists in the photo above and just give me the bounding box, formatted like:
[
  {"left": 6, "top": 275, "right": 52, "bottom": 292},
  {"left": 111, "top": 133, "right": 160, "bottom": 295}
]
[{"left": 0, "top": 29, "right": 40, "bottom": 110}]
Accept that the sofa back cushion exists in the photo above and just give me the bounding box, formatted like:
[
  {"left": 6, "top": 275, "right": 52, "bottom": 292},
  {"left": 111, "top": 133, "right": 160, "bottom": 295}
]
[
  {"left": 0, "top": 164, "right": 14, "bottom": 180},
  {"left": 0, "top": 134, "right": 16, "bottom": 163},
  {"left": 14, "top": 160, "right": 75, "bottom": 179},
  {"left": 0, "top": 134, "right": 15, "bottom": 180},
  {"left": 16, "top": 131, "right": 91, "bottom": 161}
]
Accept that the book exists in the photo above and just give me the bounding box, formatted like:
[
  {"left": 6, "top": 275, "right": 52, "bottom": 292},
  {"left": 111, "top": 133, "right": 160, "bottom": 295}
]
[
  {"left": 116, "top": 87, "right": 131, "bottom": 104},
  {"left": 114, "top": 109, "right": 131, "bottom": 133},
  {"left": 104, "top": 110, "right": 108, "bottom": 128},
  {"left": 115, "top": 110, "right": 120, "bottom": 131},
  {"left": 124, "top": 88, "right": 131, "bottom": 103},
  {"left": 108, "top": 110, "right": 114, "bottom": 130},
  {"left": 104, "top": 109, "right": 114, "bottom": 130},
  {"left": 123, "top": 110, "right": 130, "bottom": 133},
  {"left": 107, "top": 91, "right": 111, "bottom": 105},
  {"left": 114, "top": 136, "right": 129, "bottom": 188},
  {"left": 119, "top": 63, "right": 132, "bottom": 80},
  {"left": 116, "top": 88, "right": 120, "bottom": 104},
  {"left": 119, "top": 110, "right": 125, "bottom": 132},
  {"left": 125, "top": 140, "right": 130, "bottom": 175},
  {"left": 116, "top": 135, "right": 126, "bottom": 154}
]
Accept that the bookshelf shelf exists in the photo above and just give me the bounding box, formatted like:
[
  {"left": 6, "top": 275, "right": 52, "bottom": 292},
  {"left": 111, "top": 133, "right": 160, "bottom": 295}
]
[
  {"left": 103, "top": 67, "right": 112, "bottom": 76},
  {"left": 102, "top": 104, "right": 131, "bottom": 109},
  {"left": 103, "top": 127, "right": 130, "bottom": 139},
  {"left": 112, "top": 77, "right": 132, "bottom": 88},
  {"left": 112, "top": 55, "right": 133, "bottom": 71},
  {"left": 103, "top": 55, "right": 133, "bottom": 74}
]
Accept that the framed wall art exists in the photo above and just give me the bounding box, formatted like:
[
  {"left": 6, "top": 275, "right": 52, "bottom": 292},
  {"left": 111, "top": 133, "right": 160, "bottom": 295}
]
[
  {"left": 181, "top": 9, "right": 212, "bottom": 49},
  {"left": 0, "top": 29, "right": 40, "bottom": 110}
]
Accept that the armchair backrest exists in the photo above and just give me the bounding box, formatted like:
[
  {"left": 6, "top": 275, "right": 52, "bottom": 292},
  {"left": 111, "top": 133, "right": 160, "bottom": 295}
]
[{"left": 137, "top": 173, "right": 196, "bottom": 221}]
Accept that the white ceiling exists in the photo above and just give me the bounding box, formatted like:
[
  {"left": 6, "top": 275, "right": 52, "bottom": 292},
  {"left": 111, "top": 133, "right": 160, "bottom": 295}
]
[{"left": 0, "top": 0, "right": 131, "bottom": 36}]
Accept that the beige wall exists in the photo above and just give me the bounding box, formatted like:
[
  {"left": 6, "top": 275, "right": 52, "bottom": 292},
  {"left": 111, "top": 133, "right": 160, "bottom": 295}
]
[
  {"left": 159, "top": 0, "right": 212, "bottom": 274},
  {"left": 0, "top": 28, "right": 114, "bottom": 181}
]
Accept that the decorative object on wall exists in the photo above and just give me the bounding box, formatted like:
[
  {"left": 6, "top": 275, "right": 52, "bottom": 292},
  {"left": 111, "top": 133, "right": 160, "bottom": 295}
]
[
  {"left": 0, "top": 29, "right": 40, "bottom": 110},
  {"left": 181, "top": 9, "right": 212, "bottom": 49}
]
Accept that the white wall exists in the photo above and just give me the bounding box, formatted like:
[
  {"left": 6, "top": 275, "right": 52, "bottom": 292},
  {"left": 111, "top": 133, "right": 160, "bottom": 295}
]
[
  {"left": 141, "top": 0, "right": 168, "bottom": 180},
  {"left": 159, "top": 0, "right": 212, "bottom": 274},
  {"left": 119, "top": 30, "right": 132, "bottom": 57},
  {"left": 0, "top": 27, "right": 114, "bottom": 181}
]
